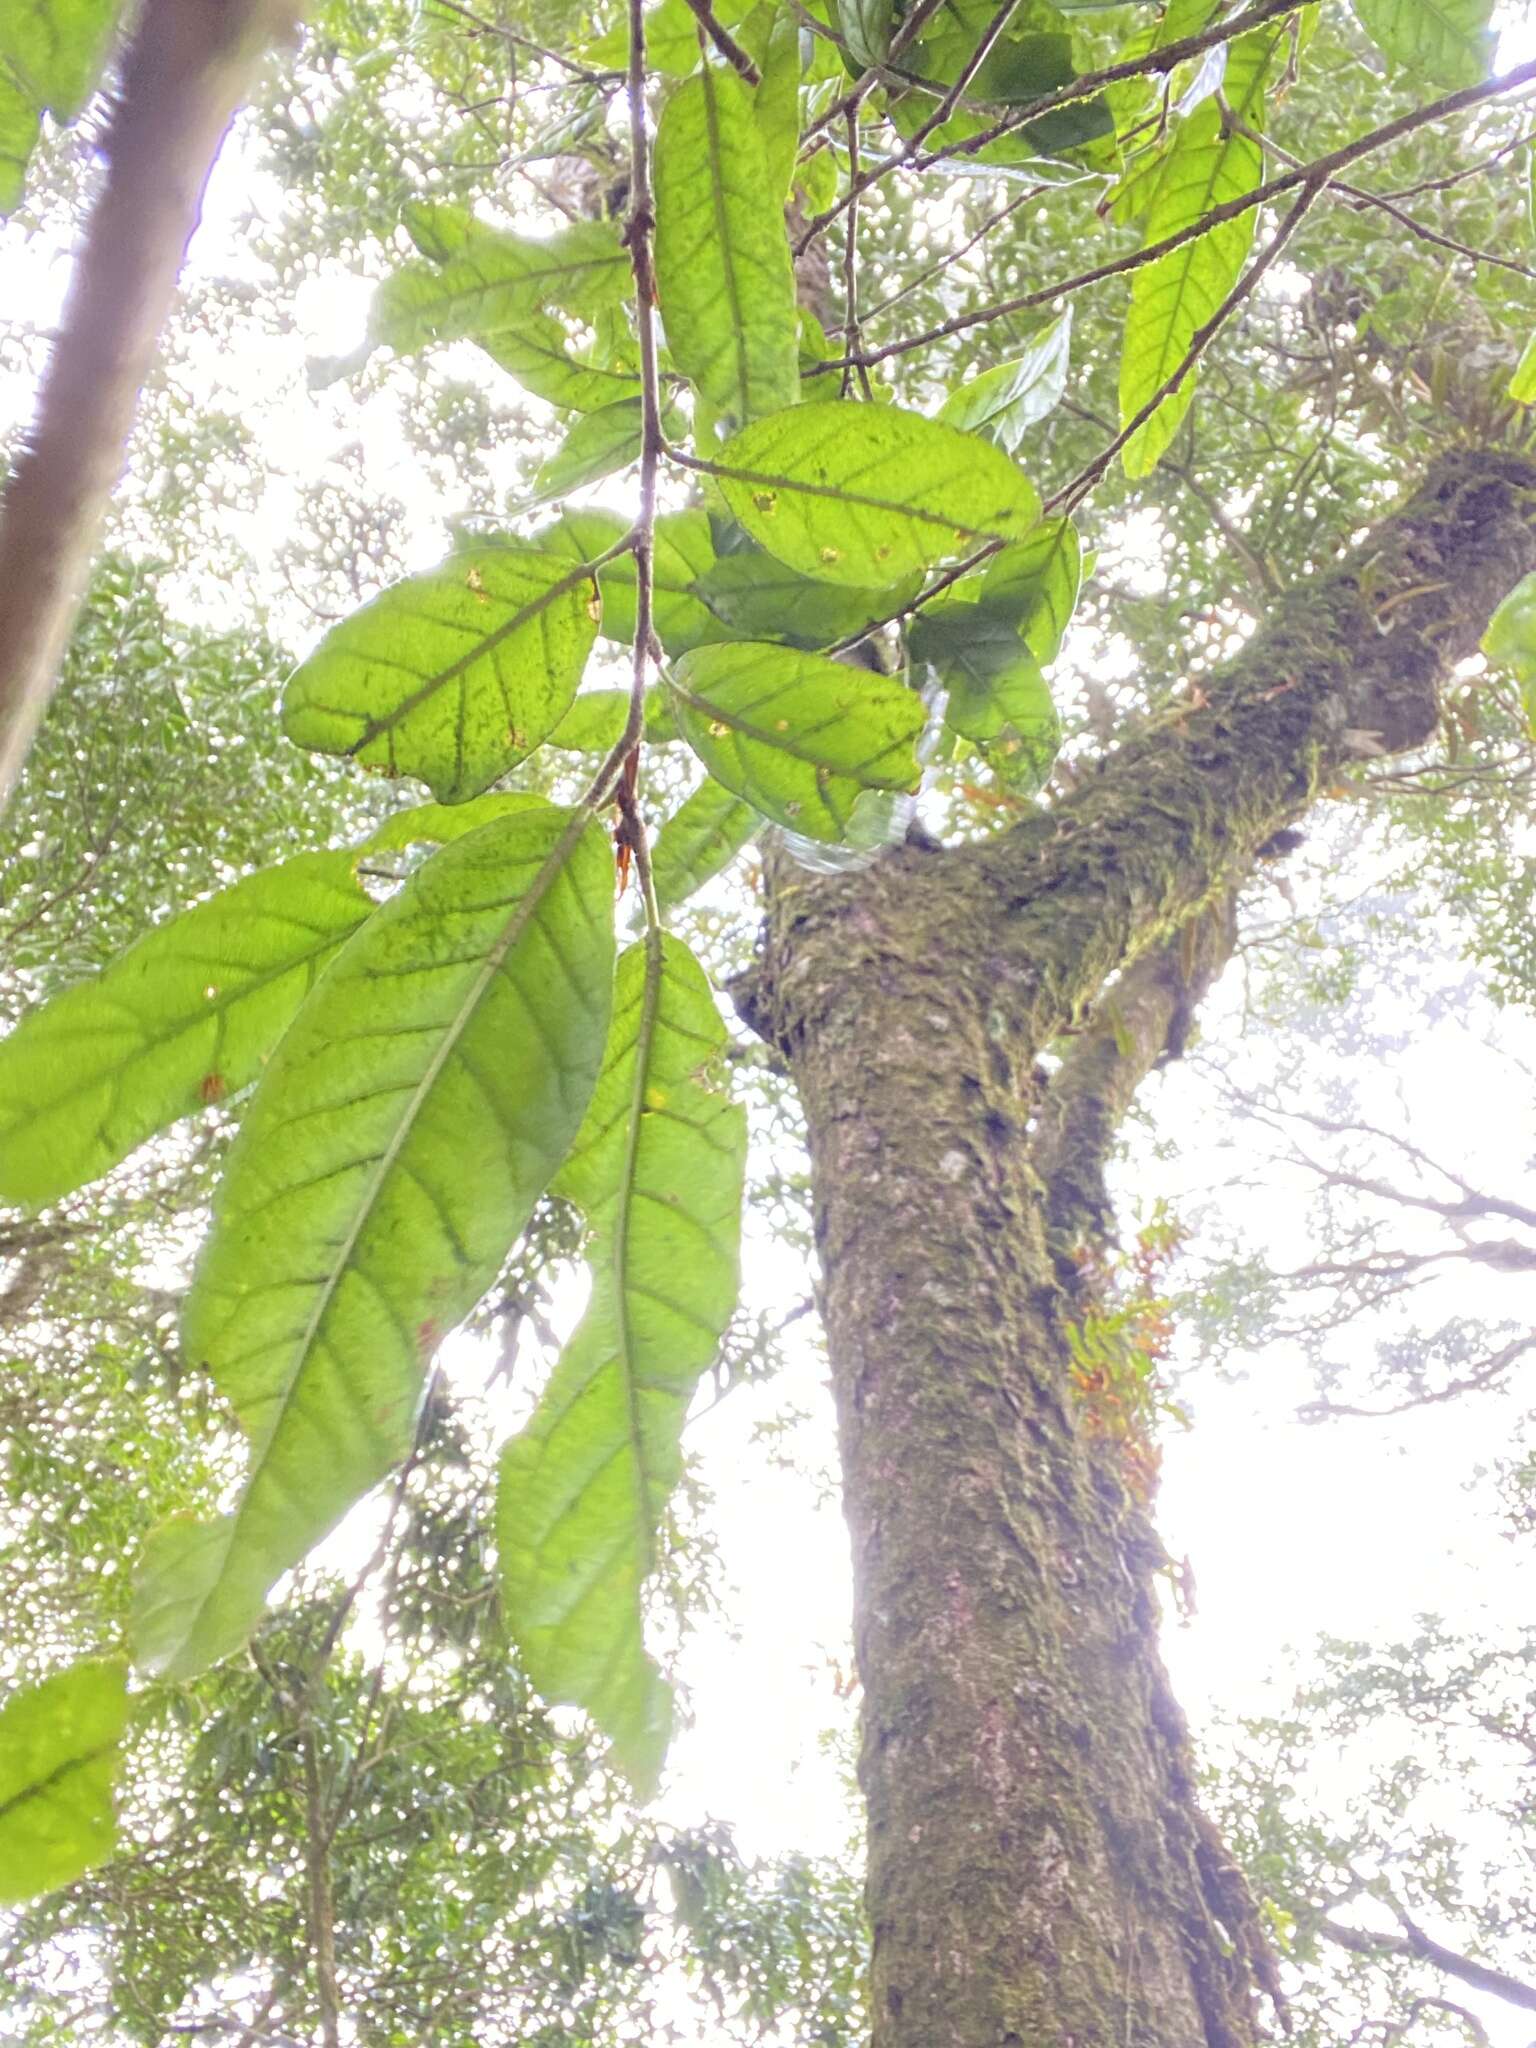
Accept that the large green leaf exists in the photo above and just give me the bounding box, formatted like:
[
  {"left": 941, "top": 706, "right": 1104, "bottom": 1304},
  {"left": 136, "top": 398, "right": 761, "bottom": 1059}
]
[
  {"left": 652, "top": 780, "right": 762, "bottom": 911},
  {"left": 0, "top": 851, "right": 377, "bottom": 1208},
  {"left": 283, "top": 544, "right": 601, "bottom": 802},
  {"left": 835, "top": 0, "right": 894, "bottom": 67},
  {"left": 1117, "top": 92, "right": 1263, "bottom": 478},
  {"left": 669, "top": 642, "right": 925, "bottom": 839},
  {"left": 936, "top": 312, "right": 1073, "bottom": 452},
  {"left": 911, "top": 608, "right": 1062, "bottom": 795},
  {"left": 1482, "top": 569, "right": 1536, "bottom": 737},
  {"left": 0, "top": 0, "right": 121, "bottom": 214},
  {"left": 479, "top": 313, "right": 641, "bottom": 413},
  {"left": 694, "top": 545, "right": 919, "bottom": 650},
  {"left": 1350, "top": 0, "right": 1493, "bottom": 84},
  {"left": 543, "top": 509, "right": 724, "bottom": 655},
  {"left": 977, "top": 517, "right": 1082, "bottom": 663},
  {"left": 654, "top": 64, "right": 800, "bottom": 429},
  {"left": 0, "top": 1659, "right": 128, "bottom": 1905},
  {"left": 132, "top": 808, "right": 616, "bottom": 1681},
  {"left": 534, "top": 400, "right": 652, "bottom": 500},
  {"left": 497, "top": 936, "right": 745, "bottom": 1793},
  {"left": 711, "top": 404, "right": 1040, "bottom": 587},
  {"left": 372, "top": 205, "right": 629, "bottom": 357}
]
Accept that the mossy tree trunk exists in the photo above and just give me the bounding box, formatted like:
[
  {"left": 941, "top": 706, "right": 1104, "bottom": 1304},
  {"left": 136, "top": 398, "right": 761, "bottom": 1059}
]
[{"left": 744, "top": 451, "right": 1536, "bottom": 2048}]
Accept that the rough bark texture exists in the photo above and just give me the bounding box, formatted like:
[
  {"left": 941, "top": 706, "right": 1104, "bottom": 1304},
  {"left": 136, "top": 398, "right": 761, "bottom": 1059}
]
[{"left": 745, "top": 450, "right": 1536, "bottom": 2048}]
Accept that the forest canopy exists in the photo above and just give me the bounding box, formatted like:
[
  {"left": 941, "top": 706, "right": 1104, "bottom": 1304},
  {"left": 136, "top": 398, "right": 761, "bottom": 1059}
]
[{"left": 1, "top": 0, "right": 1536, "bottom": 2042}]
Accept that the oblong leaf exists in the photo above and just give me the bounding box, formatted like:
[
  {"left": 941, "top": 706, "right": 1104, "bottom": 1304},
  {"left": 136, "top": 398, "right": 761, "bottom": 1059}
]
[
  {"left": 936, "top": 311, "right": 1073, "bottom": 451},
  {"left": 1, "top": 0, "right": 122, "bottom": 214},
  {"left": 654, "top": 64, "right": 800, "bottom": 429},
  {"left": 543, "top": 509, "right": 724, "bottom": 656},
  {"left": 497, "top": 936, "right": 745, "bottom": 1793},
  {"left": 480, "top": 313, "right": 642, "bottom": 412},
  {"left": 652, "top": 780, "right": 762, "bottom": 911},
  {"left": 670, "top": 641, "right": 925, "bottom": 840},
  {"left": 1350, "top": 0, "right": 1493, "bottom": 84},
  {"left": 978, "top": 517, "right": 1082, "bottom": 663},
  {"left": 372, "top": 205, "right": 629, "bottom": 355},
  {"left": 0, "top": 1659, "right": 128, "bottom": 1905},
  {"left": 0, "top": 851, "right": 377, "bottom": 1209},
  {"left": 283, "top": 544, "right": 601, "bottom": 802},
  {"left": 712, "top": 403, "right": 1040, "bottom": 587},
  {"left": 132, "top": 807, "right": 616, "bottom": 1681}
]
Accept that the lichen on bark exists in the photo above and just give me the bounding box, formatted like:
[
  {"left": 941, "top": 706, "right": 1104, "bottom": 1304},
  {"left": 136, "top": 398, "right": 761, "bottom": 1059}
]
[{"left": 741, "top": 449, "right": 1536, "bottom": 2048}]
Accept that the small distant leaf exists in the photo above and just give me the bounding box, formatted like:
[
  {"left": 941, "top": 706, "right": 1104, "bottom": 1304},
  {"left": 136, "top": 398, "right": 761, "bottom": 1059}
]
[
  {"left": 0, "top": 851, "right": 378, "bottom": 1209},
  {"left": 0, "top": 0, "right": 122, "bottom": 214},
  {"left": 372, "top": 205, "right": 629, "bottom": 357},
  {"left": 670, "top": 641, "right": 925, "bottom": 839},
  {"left": 133, "top": 809, "right": 616, "bottom": 1682},
  {"left": 498, "top": 936, "right": 745, "bottom": 1794},
  {"left": 653, "top": 780, "right": 762, "bottom": 911},
  {"left": 835, "top": 0, "right": 894, "bottom": 67},
  {"left": 544, "top": 509, "right": 724, "bottom": 655},
  {"left": 978, "top": 518, "right": 1082, "bottom": 663},
  {"left": 1350, "top": 0, "right": 1493, "bottom": 84},
  {"left": 654, "top": 65, "right": 800, "bottom": 429},
  {"left": 713, "top": 404, "right": 1040, "bottom": 587},
  {"left": 937, "top": 311, "right": 1073, "bottom": 451},
  {"left": 283, "top": 544, "right": 600, "bottom": 802},
  {"left": 0, "top": 1659, "right": 128, "bottom": 1905}
]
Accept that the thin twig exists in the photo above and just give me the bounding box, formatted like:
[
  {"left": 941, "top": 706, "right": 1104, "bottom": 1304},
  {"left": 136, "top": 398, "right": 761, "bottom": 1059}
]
[
  {"left": 680, "top": 0, "right": 760, "bottom": 82},
  {"left": 809, "top": 56, "right": 1536, "bottom": 376}
]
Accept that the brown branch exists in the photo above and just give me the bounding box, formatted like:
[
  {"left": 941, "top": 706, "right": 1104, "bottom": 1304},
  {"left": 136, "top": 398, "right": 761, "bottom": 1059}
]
[
  {"left": 1320, "top": 1914, "right": 1536, "bottom": 2015},
  {"left": 679, "top": 0, "right": 760, "bottom": 83},
  {"left": 807, "top": 56, "right": 1536, "bottom": 375},
  {"left": 0, "top": 0, "right": 306, "bottom": 811}
]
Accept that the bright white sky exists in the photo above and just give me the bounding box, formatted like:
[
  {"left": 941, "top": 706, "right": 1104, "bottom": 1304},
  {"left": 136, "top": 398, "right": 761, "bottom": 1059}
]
[{"left": 4, "top": 29, "right": 1536, "bottom": 2044}]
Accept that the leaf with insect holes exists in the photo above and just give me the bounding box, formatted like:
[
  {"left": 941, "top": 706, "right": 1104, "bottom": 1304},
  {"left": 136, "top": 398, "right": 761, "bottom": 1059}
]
[
  {"left": 911, "top": 606, "right": 1061, "bottom": 795},
  {"left": 497, "top": 935, "right": 745, "bottom": 1794},
  {"left": 1350, "top": 0, "right": 1493, "bottom": 84},
  {"left": 669, "top": 641, "right": 925, "bottom": 839},
  {"left": 132, "top": 808, "right": 615, "bottom": 1683},
  {"left": 712, "top": 404, "right": 1040, "bottom": 587},
  {"left": 283, "top": 544, "right": 600, "bottom": 803},
  {"left": 654, "top": 64, "right": 800, "bottom": 429},
  {"left": 0, "top": 0, "right": 122, "bottom": 214},
  {"left": 0, "top": 852, "right": 381, "bottom": 1209},
  {"left": 0, "top": 1659, "right": 128, "bottom": 1905},
  {"left": 653, "top": 779, "right": 762, "bottom": 911}
]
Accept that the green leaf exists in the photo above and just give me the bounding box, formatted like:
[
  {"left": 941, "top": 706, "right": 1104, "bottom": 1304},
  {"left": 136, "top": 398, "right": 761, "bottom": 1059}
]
[
  {"left": 364, "top": 793, "right": 549, "bottom": 851},
  {"left": 534, "top": 399, "right": 651, "bottom": 499},
  {"left": 654, "top": 64, "right": 800, "bottom": 430},
  {"left": 695, "top": 545, "right": 917, "bottom": 649},
  {"left": 978, "top": 517, "right": 1082, "bottom": 663},
  {"left": 1350, "top": 0, "right": 1493, "bottom": 84},
  {"left": 937, "top": 312, "right": 1073, "bottom": 451},
  {"left": 1509, "top": 331, "right": 1536, "bottom": 405},
  {"left": 0, "top": 1659, "right": 129, "bottom": 1904},
  {"left": 543, "top": 509, "right": 724, "bottom": 655},
  {"left": 1117, "top": 96, "right": 1262, "bottom": 478},
  {"left": 0, "top": 0, "right": 122, "bottom": 214},
  {"left": 547, "top": 688, "right": 679, "bottom": 752},
  {"left": 653, "top": 780, "right": 762, "bottom": 911},
  {"left": 283, "top": 544, "right": 601, "bottom": 802},
  {"left": 479, "top": 313, "right": 642, "bottom": 412},
  {"left": 372, "top": 206, "right": 629, "bottom": 357},
  {"left": 133, "top": 808, "right": 616, "bottom": 1682},
  {"left": 0, "top": 851, "right": 378, "bottom": 1208},
  {"left": 711, "top": 403, "right": 1040, "bottom": 587},
  {"left": 911, "top": 608, "right": 1061, "bottom": 794},
  {"left": 497, "top": 935, "right": 745, "bottom": 1794},
  {"left": 587, "top": 0, "right": 754, "bottom": 75},
  {"left": 835, "top": 0, "right": 894, "bottom": 67},
  {"left": 744, "top": 1, "right": 801, "bottom": 197},
  {"left": 669, "top": 642, "right": 925, "bottom": 838}
]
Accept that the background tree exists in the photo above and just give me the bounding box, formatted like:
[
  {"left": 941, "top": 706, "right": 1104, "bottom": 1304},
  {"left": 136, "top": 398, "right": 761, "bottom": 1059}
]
[{"left": 2, "top": 0, "right": 1536, "bottom": 2044}]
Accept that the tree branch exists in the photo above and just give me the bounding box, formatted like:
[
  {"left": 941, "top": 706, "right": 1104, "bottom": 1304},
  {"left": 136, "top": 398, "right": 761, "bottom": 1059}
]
[{"left": 1320, "top": 1914, "right": 1536, "bottom": 2015}]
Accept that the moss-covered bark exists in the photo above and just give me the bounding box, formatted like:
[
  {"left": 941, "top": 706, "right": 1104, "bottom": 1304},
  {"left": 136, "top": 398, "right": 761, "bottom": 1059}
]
[{"left": 747, "top": 450, "right": 1536, "bottom": 2048}]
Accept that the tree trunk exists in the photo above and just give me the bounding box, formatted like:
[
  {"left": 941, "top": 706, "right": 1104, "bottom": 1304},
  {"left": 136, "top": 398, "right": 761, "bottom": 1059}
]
[{"left": 745, "top": 449, "right": 1536, "bottom": 2048}]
